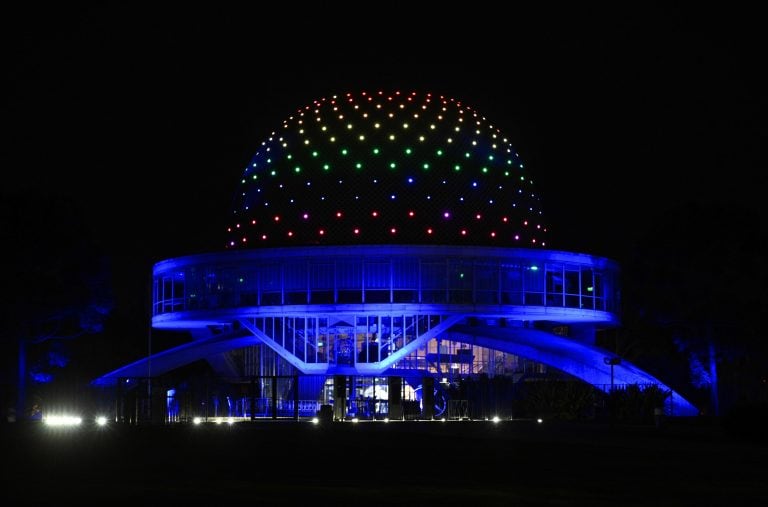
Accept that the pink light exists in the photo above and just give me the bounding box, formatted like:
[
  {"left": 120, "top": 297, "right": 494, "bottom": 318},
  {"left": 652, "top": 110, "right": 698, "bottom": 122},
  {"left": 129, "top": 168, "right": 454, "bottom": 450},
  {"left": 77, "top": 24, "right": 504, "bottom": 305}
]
[
  {"left": 427, "top": 228, "right": 433, "bottom": 234},
  {"left": 523, "top": 220, "right": 528, "bottom": 226},
  {"left": 242, "top": 237, "right": 247, "bottom": 243},
  {"left": 408, "top": 211, "right": 415, "bottom": 217},
  {"left": 287, "top": 231, "right": 293, "bottom": 237},
  {"left": 371, "top": 211, "right": 379, "bottom": 217},
  {"left": 475, "top": 214, "right": 482, "bottom": 220},
  {"left": 261, "top": 235, "right": 267, "bottom": 240},
  {"left": 502, "top": 217, "right": 508, "bottom": 223},
  {"left": 490, "top": 232, "right": 496, "bottom": 237},
  {"left": 336, "top": 211, "right": 343, "bottom": 218},
  {"left": 319, "top": 229, "right": 325, "bottom": 235},
  {"left": 390, "top": 228, "right": 397, "bottom": 234},
  {"left": 274, "top": 215, "right": 280, "bottom": 222},
  {"left": 302, "top": 213, "right": 309, "bottom": 220},
  {"left": 514, "top": 234, "right": 520, "bottom": 240},
  {"left": 461, "top": 229, "right": 467, "bottom": 236},
  {"left": 251, "top": 219, "right": 257, "bottom": 225},
  {"left": 236, "top": 223, "right": 241, "bottom": 228},
  {"left": 353, "top": 228, "right": 360, "bottom": 235},
  {"left": 443, "top": 212, "right": 450, "bottom": 219}
]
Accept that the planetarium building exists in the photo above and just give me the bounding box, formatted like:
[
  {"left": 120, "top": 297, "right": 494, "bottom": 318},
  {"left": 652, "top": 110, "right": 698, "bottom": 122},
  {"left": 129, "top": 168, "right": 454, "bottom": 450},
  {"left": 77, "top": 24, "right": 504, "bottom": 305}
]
[{"left": 93, "top": 91, "right": 699, "bottom": 421}]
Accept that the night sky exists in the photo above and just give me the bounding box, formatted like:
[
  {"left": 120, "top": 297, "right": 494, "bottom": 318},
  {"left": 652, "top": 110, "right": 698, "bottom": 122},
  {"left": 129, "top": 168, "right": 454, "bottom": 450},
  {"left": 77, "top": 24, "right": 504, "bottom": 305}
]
[{"left": 4, "top": 4, "right": 766, "bottom": 318}]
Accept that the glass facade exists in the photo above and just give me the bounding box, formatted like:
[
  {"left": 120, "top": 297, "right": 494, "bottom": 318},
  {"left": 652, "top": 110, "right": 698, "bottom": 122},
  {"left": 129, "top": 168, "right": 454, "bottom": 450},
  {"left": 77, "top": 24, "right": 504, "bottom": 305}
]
[{"left": 152, "top": 245, "right": 619, "bottom": 317}]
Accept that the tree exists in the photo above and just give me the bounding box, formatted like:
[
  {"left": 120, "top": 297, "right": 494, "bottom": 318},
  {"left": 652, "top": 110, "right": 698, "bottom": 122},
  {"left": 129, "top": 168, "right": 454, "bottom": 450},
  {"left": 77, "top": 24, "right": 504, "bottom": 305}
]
[
  {"left": 622, "top": 200, "right": 768, "bottom": 415},
  {"left": 1, "top": 192, "right": 113, "bottom": 421}
]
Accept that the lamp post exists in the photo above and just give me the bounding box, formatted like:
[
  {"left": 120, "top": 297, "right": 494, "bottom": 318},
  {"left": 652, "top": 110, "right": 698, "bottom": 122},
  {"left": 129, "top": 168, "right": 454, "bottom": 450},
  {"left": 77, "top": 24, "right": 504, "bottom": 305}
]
[
  {"left": 603, "top": 356, "right": 622, "bottom": 392},
  {"left": 603, "top": 356, "right": 621, "bottom": 426}
]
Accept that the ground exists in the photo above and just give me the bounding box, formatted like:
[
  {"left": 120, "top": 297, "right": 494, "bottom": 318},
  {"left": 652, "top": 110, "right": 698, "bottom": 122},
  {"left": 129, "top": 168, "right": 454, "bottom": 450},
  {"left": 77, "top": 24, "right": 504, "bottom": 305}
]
[{"left": 2, "top": 418, "right": 766, "bottom": 506}]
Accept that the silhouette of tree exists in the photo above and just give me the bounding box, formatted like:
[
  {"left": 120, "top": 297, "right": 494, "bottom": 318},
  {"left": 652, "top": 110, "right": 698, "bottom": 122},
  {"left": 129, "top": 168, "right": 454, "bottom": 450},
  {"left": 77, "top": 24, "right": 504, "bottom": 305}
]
[
  {"left": 1, "top": 192, "right": 113, "bottom": 420},
  {"left": 622, "top": 200, "right": 768, "bottom": 414}
]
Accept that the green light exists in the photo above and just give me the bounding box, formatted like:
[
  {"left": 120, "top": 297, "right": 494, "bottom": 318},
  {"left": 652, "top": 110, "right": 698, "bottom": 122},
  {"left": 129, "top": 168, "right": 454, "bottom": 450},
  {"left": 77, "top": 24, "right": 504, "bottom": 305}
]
[
  {"left": 504, "top": 171, "right": 510, "bottom": 176},
  {"left": 587, "top": 286, "right": 594, "bottom": 292},
  {"left": 482, "top": 167, "right": 488, "bottom": 173},
  {"left": 530, "top": 265, "right": 538, "bottom": 271},
  {"left": 405, "top": 148, "right": 412, "bottom": 155},
  {"left": 270, "top": 170, "right": 277, "bottom": 176},
  {"left": 294, "top": 166, "right": 301, "bottom": 173},
  {"left": 488, "top": 155, "right": 494, "bottom": 160},
  {"left": 341, "top": 148, "right": 348, "bottom": 156},
  {"left": 423, "top": 163, "right": 429, "bottom": 169},
  {"left": 465, "top": 152, "right": 471, "bottom": 158},
  {"left": 454, "top": 164, "right": 461, "bottom": 171},
  {"left": 459, "top": 273, "right": 464, "bottom": 278},
  {"left": 287, "top": 154, "right": 292, "bottom": 159},
  {"left": 373, "top": 147, "right": 380, "bottom": 155},
  {"left": 267, "top": 158, "right": 272, "bottom": 163},
  {"left": 323, "top": 164, "right": 330, "bottom": 171},
  {"left": 390, "top": 162, "right": 397, "bottom": 169},
  {"left": 312, "top": 151, "right": 319, "bottom": 157},
  {"left": 356, "top": 162, "right": 363, "bottom": 169},
  {"left": 436, "top": 149, "right": 443, "bottom": 156}
]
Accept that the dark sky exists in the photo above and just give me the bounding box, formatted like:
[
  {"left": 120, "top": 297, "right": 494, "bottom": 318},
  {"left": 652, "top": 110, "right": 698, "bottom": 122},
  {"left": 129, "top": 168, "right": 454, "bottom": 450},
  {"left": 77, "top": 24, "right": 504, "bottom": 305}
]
[{"left": 3, "top": 4, "right": 766, "bottom": 311}]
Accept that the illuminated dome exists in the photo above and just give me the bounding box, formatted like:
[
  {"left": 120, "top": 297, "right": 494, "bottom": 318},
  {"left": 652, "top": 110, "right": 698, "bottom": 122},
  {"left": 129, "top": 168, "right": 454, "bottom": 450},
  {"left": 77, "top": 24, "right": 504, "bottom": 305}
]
[{"left": 226, "top": 91, "right": 548, "bottom": 249}]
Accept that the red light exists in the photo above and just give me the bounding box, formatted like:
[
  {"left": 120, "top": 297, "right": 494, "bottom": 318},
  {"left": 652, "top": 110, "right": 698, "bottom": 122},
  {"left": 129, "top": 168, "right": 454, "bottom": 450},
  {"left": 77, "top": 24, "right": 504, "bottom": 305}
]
[
  {"left": 353, "top": 228, "right": 360, "bottom": 235},
  {"left": 490, "top": 232, "right": 496, "bottom": 237},
  {"left": 242, "top": 237, "right": 247, "bottom": 242},
  {"left": 287, "top": 231, "right": 293, "bottom": 237},
  {"left": 319, "top": 229, "right": 325, "bottom": 235},
  {"left": 261, "top": 235, "right": 267, "bottom": 240},
  {"left": 475, "top": 214, "right": 482, "bottom": 220},
  {"left": 390, "top": 228, "right": 397, "bottom": 234},
  {"left": 502, "top": 217, "right": 508, "bottom": 223},
  {"left": 408, "top": 211, "right": 415, "bottom": 217},
  {"left": 274, "top": 216, "right": 280, "bottom": 222},
  {"left": 336, "top": 211, "right": 343, "bottom": 218},
  {"left": 427, "top": 228, "right": 433, "bottom": 234},
  {"left": 371, "top": 211, "right": 379, "bottom": 217}
]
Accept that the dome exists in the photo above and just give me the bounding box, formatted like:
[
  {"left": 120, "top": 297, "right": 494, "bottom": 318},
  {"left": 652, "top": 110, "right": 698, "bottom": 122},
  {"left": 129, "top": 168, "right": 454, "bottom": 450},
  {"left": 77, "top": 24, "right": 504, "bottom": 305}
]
[{"left": 225, "top": 91, "right": 548, "bottom": 249}]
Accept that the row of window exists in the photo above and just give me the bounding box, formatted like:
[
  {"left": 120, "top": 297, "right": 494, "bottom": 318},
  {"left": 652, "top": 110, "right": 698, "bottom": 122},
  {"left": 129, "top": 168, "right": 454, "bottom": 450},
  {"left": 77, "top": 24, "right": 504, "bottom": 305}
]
[{"left": 153, "top": 253, "right": 618, "bottom": 315}]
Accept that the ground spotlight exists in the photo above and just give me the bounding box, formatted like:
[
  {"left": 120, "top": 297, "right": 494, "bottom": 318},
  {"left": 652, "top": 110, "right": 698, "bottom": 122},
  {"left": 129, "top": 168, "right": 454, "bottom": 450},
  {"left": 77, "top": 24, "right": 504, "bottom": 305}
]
[{"left": 44, "top": 415, "right": 83, "bottom": 427}]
